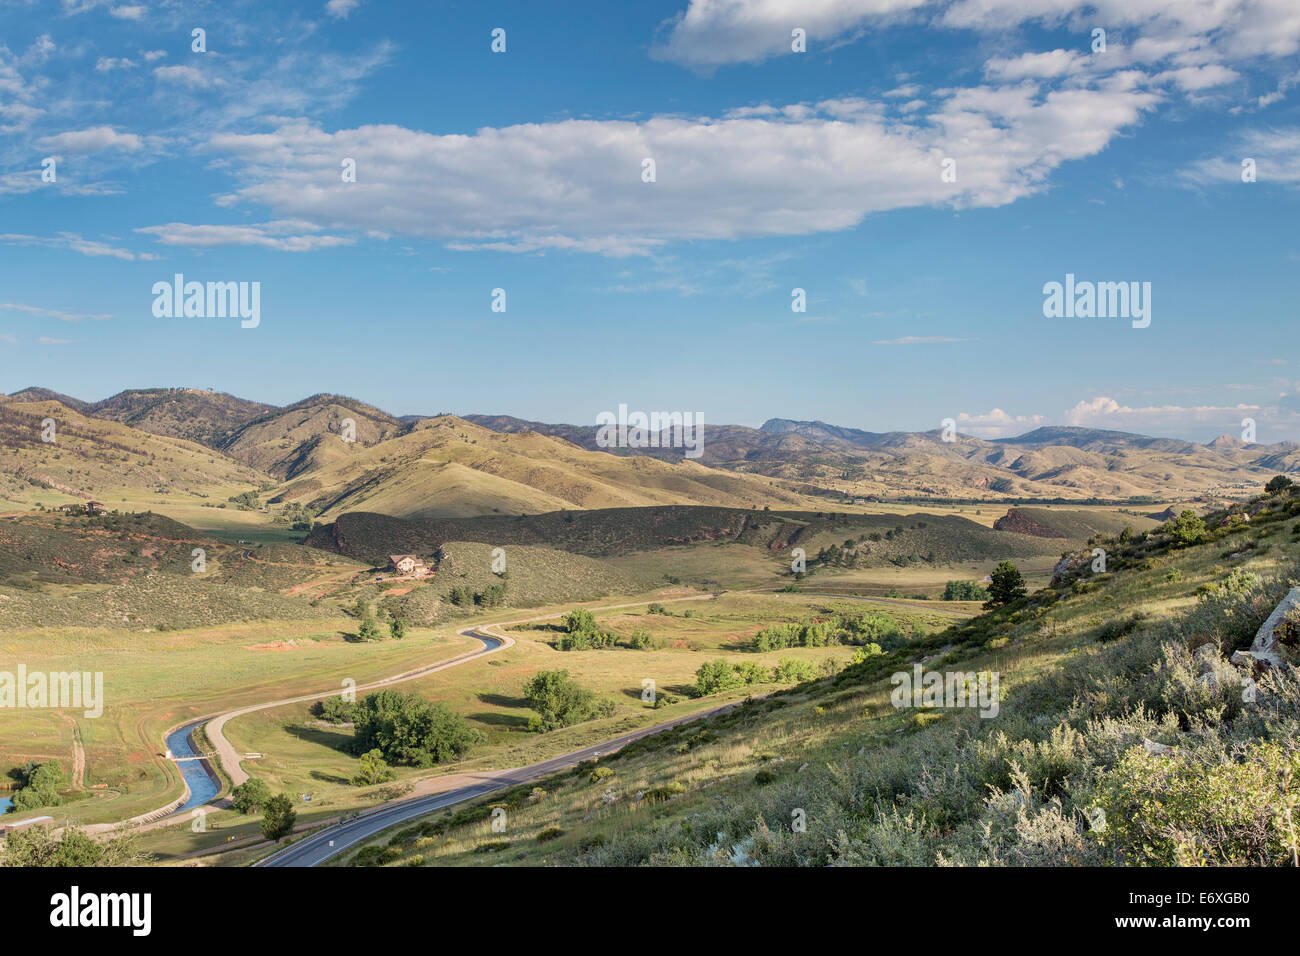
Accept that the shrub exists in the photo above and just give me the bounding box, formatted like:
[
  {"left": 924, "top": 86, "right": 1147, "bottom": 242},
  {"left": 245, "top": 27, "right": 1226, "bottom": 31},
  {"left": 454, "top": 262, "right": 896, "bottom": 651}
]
[
  {"left": 644, "top": 782, "right": 686, "bottom": 803},
  {"left": 1094, "top": 741, "right": 1300, "bottom": 866},
  {"left": 312, "top": 695, "right": 356, "bottom": 723},
  {"left": 353, "top": 690, "right": 482, "bottom": 766},
  {"left": 1168, "top": 510, "right": 1207, "bottom": 546},
  {"left": 943, "top": 580, "right": 990, "bottom": 601},
  {"left": 773, "top": 657, "right": 818, "bottom": 684},
  {"left": 536, "top": 826, "right": 565, "bottom": 842},
  {"left": 231, "top": 777, "right": 272, "bottom": 814},
  {"left": 10, "top": 760, "right": 64, "bottom": 812},
  {"left": 693, "top": 659, "right": 742, "bottom": 696},
  {"left": 352, "top": 748, "right": 397, "bottom": 786},
  {"left": 523, "top": 670, "right": 615, "bottom": 731}
]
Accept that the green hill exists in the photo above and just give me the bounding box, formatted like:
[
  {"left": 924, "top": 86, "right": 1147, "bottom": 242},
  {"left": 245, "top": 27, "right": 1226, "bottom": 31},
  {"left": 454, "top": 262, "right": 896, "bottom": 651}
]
[{"left": 346, "top": 484, "right": 1300, "bottom": 867}]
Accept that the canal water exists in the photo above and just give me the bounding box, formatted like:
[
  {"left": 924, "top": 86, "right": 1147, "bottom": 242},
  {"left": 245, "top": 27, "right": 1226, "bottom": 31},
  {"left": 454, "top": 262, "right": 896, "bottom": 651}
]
[
  {"left": 166, "top": 720, "right": 220, "bottom": 812},
  {"left": 0, "top": 796, "right": 12, "bottom": 814}
]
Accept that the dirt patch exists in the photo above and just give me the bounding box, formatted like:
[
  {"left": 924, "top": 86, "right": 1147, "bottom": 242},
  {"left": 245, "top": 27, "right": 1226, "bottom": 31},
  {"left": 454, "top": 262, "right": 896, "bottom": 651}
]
[{"left": 245, "top": 638, "right": 321, "bottom": 652}]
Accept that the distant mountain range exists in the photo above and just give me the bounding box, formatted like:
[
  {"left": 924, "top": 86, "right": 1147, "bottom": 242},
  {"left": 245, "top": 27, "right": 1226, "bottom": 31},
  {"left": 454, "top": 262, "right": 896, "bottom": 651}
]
[{"left": 2, "top": 386, "right": 1294, "bottom": 516}]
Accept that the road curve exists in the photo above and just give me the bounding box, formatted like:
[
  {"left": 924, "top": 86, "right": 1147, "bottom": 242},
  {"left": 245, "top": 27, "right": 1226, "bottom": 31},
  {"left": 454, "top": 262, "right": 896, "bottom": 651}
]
[
  {"left": 208, "top": 593, "right": 718, "bottom": 791},
  {"left": 204, "top": 626, "right": 515, "bottom": 790},
  {"left": 73, "top": 592, "right": 720, "bottom": 838},
  {"left": 257, "top": 686, "right": 743, "bottom": 867}
]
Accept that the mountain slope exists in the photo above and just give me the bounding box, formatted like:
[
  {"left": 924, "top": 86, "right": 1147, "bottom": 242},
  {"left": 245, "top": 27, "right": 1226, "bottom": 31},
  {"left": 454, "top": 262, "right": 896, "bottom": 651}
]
[
  {"left": 0, "top": 398, "right": 267, "bottom": 503},
  {"left": 220, "top": 394, "right": 406, "bottom": 479},
  {"left": 84, "top": 387, "right": 274, "bottom": 447},
  {"left": 271, "top": 415, "right": 831, "bottom": 518}
]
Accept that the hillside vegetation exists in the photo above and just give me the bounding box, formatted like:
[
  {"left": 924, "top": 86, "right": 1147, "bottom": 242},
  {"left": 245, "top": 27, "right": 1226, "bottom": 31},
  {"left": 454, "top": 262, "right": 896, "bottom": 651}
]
[{"left": 347, "top": 483, "right": 1300, "bottom": 868}]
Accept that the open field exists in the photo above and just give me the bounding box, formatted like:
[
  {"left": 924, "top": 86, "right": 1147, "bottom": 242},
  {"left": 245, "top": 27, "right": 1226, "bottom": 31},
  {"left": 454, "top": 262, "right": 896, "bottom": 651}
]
[{"left": 0, "top": 619, "right": 481, "bottom": 827}]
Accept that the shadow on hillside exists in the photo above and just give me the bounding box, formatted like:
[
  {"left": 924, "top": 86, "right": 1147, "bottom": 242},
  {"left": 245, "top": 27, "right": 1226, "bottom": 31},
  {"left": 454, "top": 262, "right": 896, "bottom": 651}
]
[
  {"left": 309, "top": 770, "right": 351, "bottom": 785},
  {"left": 477, "top": 692, "right": 527, "bottom": 709},
  {"left": 470, "top": 692, "right": 532, "bottom": 729},
  {"left": 468, "top": 711, "right": 531, "bottom": 729},
  {"left": 284, "top": 723, "right": 353, "bottom": 753}
]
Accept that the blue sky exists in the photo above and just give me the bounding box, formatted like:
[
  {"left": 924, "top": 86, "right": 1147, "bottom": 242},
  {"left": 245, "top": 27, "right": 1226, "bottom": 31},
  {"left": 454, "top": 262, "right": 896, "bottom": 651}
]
[{"left": 1, "top": 0, "right": 1298, "bottom": 442}]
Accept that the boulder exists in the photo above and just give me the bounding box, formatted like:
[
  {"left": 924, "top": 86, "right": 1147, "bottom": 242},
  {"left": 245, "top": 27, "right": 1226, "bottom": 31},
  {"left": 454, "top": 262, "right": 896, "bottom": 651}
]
[
  {"left": 1237, "top": 586, "right": 1300, "bottom": 670},
  {"left": 1142, "top": 738, "right": 1175, "bottom": 757}
]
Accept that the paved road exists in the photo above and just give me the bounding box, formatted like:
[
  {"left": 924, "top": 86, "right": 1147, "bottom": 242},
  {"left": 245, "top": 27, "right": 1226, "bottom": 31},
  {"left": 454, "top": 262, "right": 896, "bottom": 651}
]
[
  {"left": 258, "top": 684, "right": 742, "bottom": 867},
  {"left": 204, "top": 628, "right": 514, "bottom": 790},
  {"left": 43, "top": 592, "right": 718, "bottom": 840}
]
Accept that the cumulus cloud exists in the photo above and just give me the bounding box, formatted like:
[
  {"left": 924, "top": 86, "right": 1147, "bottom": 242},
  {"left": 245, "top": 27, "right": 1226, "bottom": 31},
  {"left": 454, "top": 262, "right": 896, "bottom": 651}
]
[
  {"left": 955, "top": 407, "right": 1049, "bottom": 438},
  {"left": 654, "top": 0, "right": 1300, "bottom": 67},
  {"left": 985, "top": 49, "right": 1089, "bottom": 81},
  {"left": 190, "top": 83, "right": 1154, "bottom": 255},
  {"left": 1063, "top": 395, "right": 1269, "bottom": 435}
]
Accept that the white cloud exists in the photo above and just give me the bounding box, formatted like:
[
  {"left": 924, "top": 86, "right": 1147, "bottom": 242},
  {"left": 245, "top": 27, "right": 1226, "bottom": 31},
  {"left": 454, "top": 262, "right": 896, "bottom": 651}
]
[
  {"left": 0, "top": 232, "right": 156, "bottom": 260},
  {"left": 955, "top": 406, "right": 1049, "bottom": 438},
  {"left": 35, "top": 125, "right": 142, "bottom": 153},
  {"left": 0, "top": 302, "right": 111, "bottom": 322},
  {"left": 654, "top": 0, "right": 1300, "bottom": 71},
  {"left": 196, "top": 85, "right": 1154, "bottom": 256},
  {"left": 1154, "top": 64, "right": 1240, "bottom": 92},
  {"left": 985, "top": 49, "right": 1087, "bottom": 81},
  {"left": 1181, "top": 127, "right": 1300, "bottom": 187},
  {"left": 136, "top": 220, "right": 355, "bottom": 252},
  {"left": 326, "top": 0, "right": 361, "bottom": 19},
  {"left": 110, "top": 4, "right": 145, "bottom": 19},
  {"left": 154, "top": 64, "right": 222, "bottom": 89},
  {"left": 95, "top": 56, "right": 138, "bottom": 71},
  {"left": 1063, "top": 395, "right": 1273, "bottom": 435},
  {"left": 653, "top": 0, "right": 927, "bottom": 67}
]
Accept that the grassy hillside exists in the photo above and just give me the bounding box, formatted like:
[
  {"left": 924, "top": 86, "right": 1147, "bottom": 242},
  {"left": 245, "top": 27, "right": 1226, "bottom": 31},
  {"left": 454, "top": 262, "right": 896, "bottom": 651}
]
[
  {"left": 219, "top": 393, "right": 406, "bottom": 479},
  {"left": 0, "top": 510, "right": 364, "bottom": 630},
  {"left": 466, "top": 413, "right": 1297, "bottom": 503},
  {"left": 309, "top": 506, "right": 1070, "bottom": 594},
  {"left": 0, "top": 398, "right": 266, "bottom": 508},
  {"left": 344, "top": 484, "right": 1300, "bottom": 867},
  {"left": 271, "top": 416, "right": 832, "bottom": 519}
]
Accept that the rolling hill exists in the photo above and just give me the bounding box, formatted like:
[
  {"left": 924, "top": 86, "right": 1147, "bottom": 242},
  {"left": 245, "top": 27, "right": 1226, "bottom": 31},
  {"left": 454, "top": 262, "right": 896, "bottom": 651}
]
[
  {"left": 218, "top": 393, "right": 406, "bottom": 479},
  {"left": 84, "top": 387, "right": 274, "bottom": 448},
  {"left": 0, "top": 396, "right": 266, "bottom": 506},
  {"left": 6, "top": 386, "right": 1297, "bottom": 520},
  {"left": 269, "top": 415, "right": 829, "bottom": 519}
]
